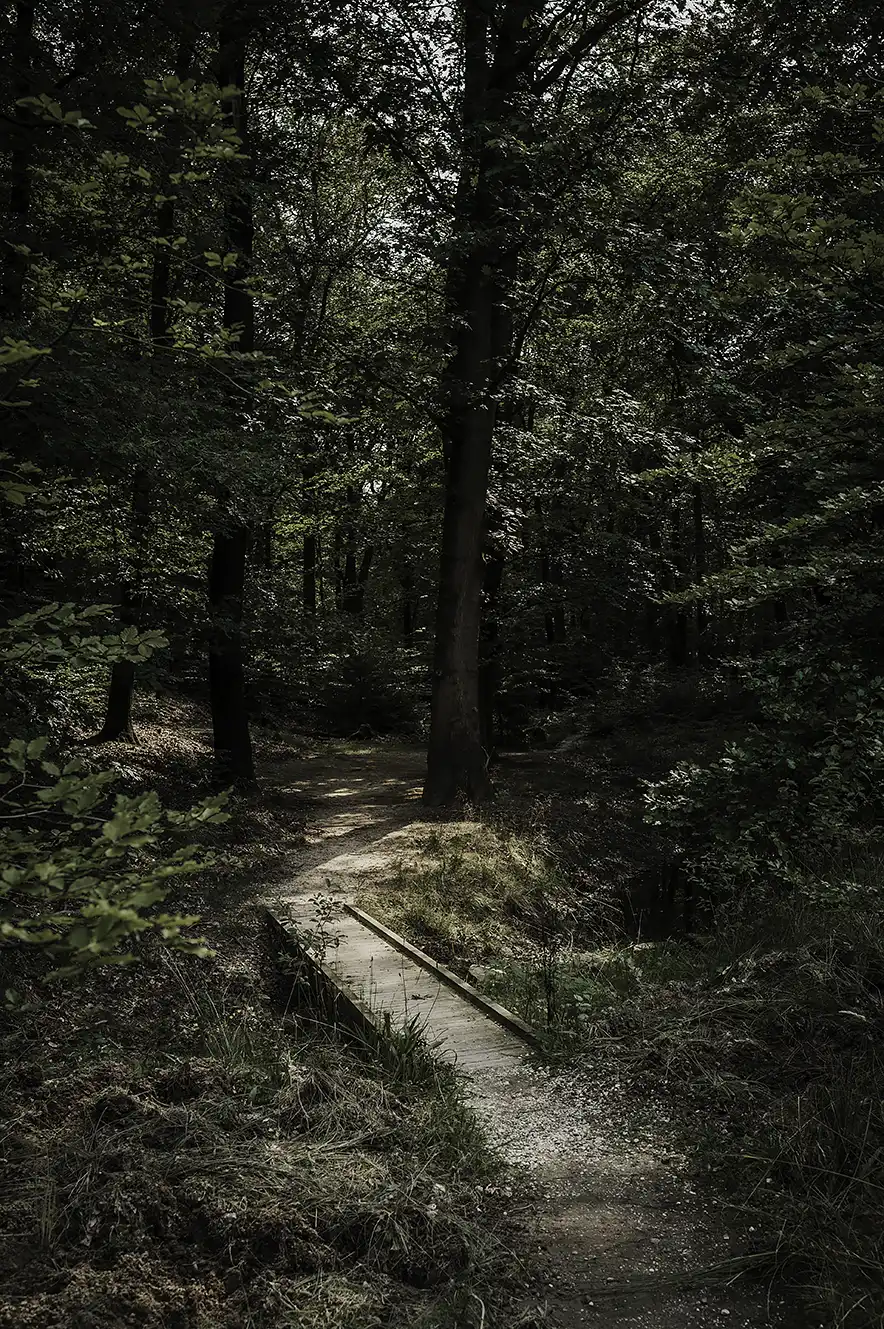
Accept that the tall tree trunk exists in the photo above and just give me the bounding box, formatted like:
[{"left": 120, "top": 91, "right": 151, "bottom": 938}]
[
  {"left": 208, "top": 8, "right": 255, "bottom": 787},
  {"left": 1, "top": 0, "right": 36, "bottom": 320},
  {"left": 209, "top": 522, "right": 254, "bottom": 783},
  {"left": 536, "top": 493, "right": 566, "bottom": 646},
  {"left": 92, "top": 471, "right": 150, "bottom": 741},
  {"left": 424, "top": 3, "right": 511, "bottom": 805},
  {"left": 256, "top": 520, "right": 273, "bottom": 569},
  {"left": 94, "top": 33, "right": 194, "bottom": 743},
  {"left": 339, "top": 482, "right": 373, "bottom": 617},
  {"left": 538, "top": 500, "right": 556, "bottom": 645},
  {"left": 401, "top": 568, "right": 416, "bottom": 642},
  {"left": 666, "top": 508, "right": 690, "bottom": 669},
  {"left": 424, "top": 358, "right": 497, "bottom": 803},
  {"left": 692, "top": 479, "right": 708, "bottom": 652},
  {"left": 423, "top": 0, "right": 635, "bottom": 802},
  {"left": 342, "top": 544, "right": 374, "bottom": 617},
  {"left": 333, "top": 528, "right": 344, "bottom": 610},
  {"left": 302, "top": 436, "right": 318, "bottom": 622}
]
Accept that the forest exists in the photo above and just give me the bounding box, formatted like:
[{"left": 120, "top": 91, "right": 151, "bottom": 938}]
[{"left": 1, "top": 0, "right": 882, "bottom": 1325}]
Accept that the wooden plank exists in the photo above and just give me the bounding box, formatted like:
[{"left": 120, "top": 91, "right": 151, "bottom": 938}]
[
  {"left": 344, "top": 902, "right": 541, "bottom": 1048},
  {"left": 264, "top": 908, "right": 395, "bottom": 1067},
  {"left": 268, "top": 901, "right": 530, "bottom": 1076}
]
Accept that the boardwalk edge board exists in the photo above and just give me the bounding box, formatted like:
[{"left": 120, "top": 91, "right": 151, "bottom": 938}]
[
  {"left": 264, "top": 907, "right": 398, "bottom": 1067},
  {"left": 343, "top": 902, "right": 542, "bottom": 1048}
]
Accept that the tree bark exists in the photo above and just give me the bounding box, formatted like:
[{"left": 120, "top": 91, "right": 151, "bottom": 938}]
[
  {"left": 665, "top": 508, "right": 690, "bottom": 669},
  {"left": 478, "top": 536, "right": 505, "bottom": 758},
  {"left": 92, "top": 470, "right": 151, "bottom": 742},
  {"left": 692, "top": 479, "right": 708, "bottom": 651},
  {"left": 208, "top": 7, "right": 256, "bottom": 787},
  {"left": 424, "top": 2, "right": 518, "bottom": 805},
  {"left": 401, "top": 568, "right": 416, "bottom": 642},
  {"left": 303, "top": 532, "right": 318, "bottom": 618},
  {"left": 256, "top": 520, "right": 273, "bottom": 569},
  {"left": 421, "top": 0, "right": 635, "bottom": 801},
  {"left": 540, "top": 536, "right": 566, "bottom": 644},
  {"left": 342, "top": 543, "right": 373, "bottom": 617},
  {"left": 94, "top": 32, "right": 194, "bottom": 743},
  {"left": 424, "top": 369, "right": 497, "bottom": 802},
  {"left": 209, "top": 522, "right": 254, "bottom": 784},
  {"left": 302, "top": 435, "right": 318, "bottom": 622}
]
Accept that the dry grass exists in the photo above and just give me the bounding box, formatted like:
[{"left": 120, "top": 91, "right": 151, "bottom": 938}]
[
  {"left": 0, "top": 941, "right": 522, "bottom": 1329},
  {"left": 359, "top": 820, "right": 593, "bottom": 975},
  {"left": 0, "top": 703, "right": 526, "bottom": 1329}
]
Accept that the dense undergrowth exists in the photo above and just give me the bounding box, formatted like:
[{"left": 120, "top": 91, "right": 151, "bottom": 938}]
[
  {"left": 0, "top": 701, "right": 527, "bottom": 1329},
  {"left": 0, "top": 938, "right": 521, "bottom": 1329},
  {"left": 362, "top": 746, "right": 884, "bottom": 1329}
]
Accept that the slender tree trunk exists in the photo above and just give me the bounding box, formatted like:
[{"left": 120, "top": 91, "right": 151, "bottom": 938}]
[
  {"left": 303, "top": 532, "right": 317, "bottom": 618},
  {"left": 255, "top": 520, "right": 273, "bottom": 569},
  {"left": 342, "top": 544, "right": 373, "bottom": 617},
  {"left": 94, "top": 34, "right": 194, "bottom": 742},
  {"left": 339, "top": 481, "right": 373, "bottom": 617},
  {"left": 549, "top": 554, "right": 566, "bottom": 644},
  {"left": 317, "top": 538, "right": 326, "bottom": 609},
  {"left": 401, "top": 568, "right": 416, "bottom": 642},
  {"left": 302, "top": 436, "right": 318, "bottom": 622},
  {"left": 666, "top": 509, "right": 690, "bottom": 669},
  {"left": 478, "top": 537, "right": 505, "bottom": 758},
  {"left": 209, "top": 523, "right": 254, "bottom": 783},
  {"left": 1, "top": 0, "right": 36, "bottom": 320},
  {"left": 92, "top": 471, "right": 151, "bottom": 741},
  {"left": 208, "top": 8, "right": 256, "bottom": 787},
  {"left": 333, "top": 528, "right": 344, "bottom": 610},
  {"left": 538, "top": 503, "right": 556, "bottom": 645},
  {"left": 692, "top": 480, "right": 707, "bottom": 654}
]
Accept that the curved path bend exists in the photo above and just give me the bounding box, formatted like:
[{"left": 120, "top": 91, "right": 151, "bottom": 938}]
[{"left": 269, "top": 745, "right": 794, "bottom": 1329}]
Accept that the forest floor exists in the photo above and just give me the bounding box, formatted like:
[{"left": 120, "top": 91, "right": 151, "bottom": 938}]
[
  {"left": 1, "top": 707, "right": 524, "bottom": 1329},
  {"left": 4, "top": 696, "right": 853, "bottom": 1327}
]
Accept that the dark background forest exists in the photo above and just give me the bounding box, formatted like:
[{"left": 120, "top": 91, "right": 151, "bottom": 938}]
[{"left": 2, "top": 0, "right": 883, "bottom": 1325}]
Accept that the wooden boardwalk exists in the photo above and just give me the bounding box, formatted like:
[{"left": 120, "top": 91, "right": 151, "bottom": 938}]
[{"left": 278, "top": 897, "right": 529, "bottom": 1076}]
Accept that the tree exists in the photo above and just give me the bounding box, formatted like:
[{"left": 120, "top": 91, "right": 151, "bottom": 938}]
[
  {"left": 203, "top": 3, "right": 259, "bottom": 787},
  {"left": 93, "top": 25, "right": 199, "bottom": 745},
  {"left": 0, "top": 0, "right": 37, "bottom": 321},
  {"left": 423, "top": 0, "right": 651, "bottom": 803}
]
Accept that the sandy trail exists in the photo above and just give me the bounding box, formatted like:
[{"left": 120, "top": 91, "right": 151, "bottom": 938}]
[{"left": 271, "top": 745, "right": 796, "bottom": 1329}]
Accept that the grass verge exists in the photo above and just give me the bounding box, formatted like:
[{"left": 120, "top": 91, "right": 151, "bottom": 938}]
[
  {"left": 365, "top": 820, "right": 884, "bottom": 1328},
  {"left": 360, "top": 821, "right": 590, "bottom": 975}
]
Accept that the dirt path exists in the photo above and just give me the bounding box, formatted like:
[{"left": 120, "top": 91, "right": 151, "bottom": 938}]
[{"left": 271, "top": 745, "right": 796, "bottom": 1329}]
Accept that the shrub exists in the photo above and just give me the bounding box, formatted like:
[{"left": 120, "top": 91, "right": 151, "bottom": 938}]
[{"left": 1, "top": 603, "right": 226, "bottom": 986}]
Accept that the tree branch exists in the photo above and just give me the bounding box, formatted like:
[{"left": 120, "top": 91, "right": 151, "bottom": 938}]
[{"left": 535, "top": 1, "right": 650, "bottom": 93}]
